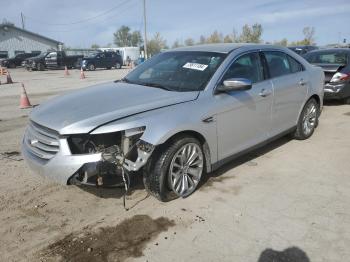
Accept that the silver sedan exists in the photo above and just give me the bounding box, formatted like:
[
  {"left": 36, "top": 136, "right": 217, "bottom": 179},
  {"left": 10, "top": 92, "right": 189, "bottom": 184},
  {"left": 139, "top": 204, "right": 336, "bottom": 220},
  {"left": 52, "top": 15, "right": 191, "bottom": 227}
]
[{"left": 22, "top": 44, "right": 324, "bottom": 201}]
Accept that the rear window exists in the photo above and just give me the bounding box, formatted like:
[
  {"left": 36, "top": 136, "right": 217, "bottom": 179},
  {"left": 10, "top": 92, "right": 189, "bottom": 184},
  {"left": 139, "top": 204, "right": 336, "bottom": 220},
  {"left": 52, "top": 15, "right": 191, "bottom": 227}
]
[{"left": 305, "top": 52, "right": 348, "bottom": 65}]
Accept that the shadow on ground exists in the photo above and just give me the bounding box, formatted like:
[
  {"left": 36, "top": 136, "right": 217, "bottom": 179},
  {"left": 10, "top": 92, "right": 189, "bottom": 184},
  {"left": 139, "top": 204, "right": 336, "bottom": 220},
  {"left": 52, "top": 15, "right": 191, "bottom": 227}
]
[
  {"left": 257, "top": 247, "right": 310, "bottom": 262},
  {"left": 199, "top": 134, "right": 292, "bottom": 189}
]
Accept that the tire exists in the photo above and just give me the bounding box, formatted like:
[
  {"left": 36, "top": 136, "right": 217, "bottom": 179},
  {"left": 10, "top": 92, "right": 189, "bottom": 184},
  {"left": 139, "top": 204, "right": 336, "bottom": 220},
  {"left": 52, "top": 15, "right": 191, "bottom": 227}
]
[
  {"left": 9, "top": 62, "right": 16, "bottom": 68},
  {"left": 37, "top": 63, "right": 44, "bottom": 71},
  {"left": 106, "top": 67, "right": 111, "bottom": 70},
  {"left": 88, "top": 64, "right": 95, "bottom": 71},
  {"left": 115, "top": 62, "right": 122, "bottom": 69},
  {"left": 293, "top": 98, "right": 319, "bottom": 140},
  {"left": 143, "top": 136, "right": 204, "bottom": 202}
]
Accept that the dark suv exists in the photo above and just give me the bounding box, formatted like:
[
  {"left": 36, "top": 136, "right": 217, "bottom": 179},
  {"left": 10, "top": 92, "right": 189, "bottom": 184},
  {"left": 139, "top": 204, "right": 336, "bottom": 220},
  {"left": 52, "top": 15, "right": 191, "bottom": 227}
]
[
  {"left": 81, "top": 51, "right": 123, "bottom": 71},
  {"left": 1, "top": 52, "right": 41, "bottom": 68},
  {"left": 304, "top": 48, "right": 350, "bottom": 103}
]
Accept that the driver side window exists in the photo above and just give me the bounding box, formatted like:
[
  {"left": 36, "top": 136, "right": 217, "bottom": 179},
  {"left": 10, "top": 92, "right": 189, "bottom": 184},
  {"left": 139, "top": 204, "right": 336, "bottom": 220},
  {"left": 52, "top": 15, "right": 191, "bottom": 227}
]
[{"left": 222, "top": 52, "right": 263, "bottom": 84}]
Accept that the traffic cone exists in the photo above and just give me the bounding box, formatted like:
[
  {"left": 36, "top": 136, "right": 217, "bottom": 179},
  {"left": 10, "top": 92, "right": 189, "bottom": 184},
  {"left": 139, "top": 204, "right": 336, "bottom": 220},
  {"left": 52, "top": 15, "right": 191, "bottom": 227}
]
[
  {"left": 80, "top": 67, "right": 85, "bottom": 79},
  {"left": 6, "top": 71, "right": 13, "bottom": 84},
  {"left": 20, "top": 83, "right": 32, "bottom": 109},
  {"left": 64, "top": 66, "right": 70, "bottom": 76}
]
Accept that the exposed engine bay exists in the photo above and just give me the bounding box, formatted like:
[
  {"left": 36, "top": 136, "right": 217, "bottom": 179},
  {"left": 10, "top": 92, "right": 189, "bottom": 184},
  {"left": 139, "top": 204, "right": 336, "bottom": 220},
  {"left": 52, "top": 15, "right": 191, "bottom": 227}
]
[{"left": 68, "top": 127, "right": 155, "bottom": 188}]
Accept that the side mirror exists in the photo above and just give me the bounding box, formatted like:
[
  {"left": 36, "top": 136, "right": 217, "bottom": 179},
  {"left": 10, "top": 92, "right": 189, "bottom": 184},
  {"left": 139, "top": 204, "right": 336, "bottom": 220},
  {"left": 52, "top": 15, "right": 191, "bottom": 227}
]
[{"left": 216, "top": 78, "right": 252, "bottom": 93}]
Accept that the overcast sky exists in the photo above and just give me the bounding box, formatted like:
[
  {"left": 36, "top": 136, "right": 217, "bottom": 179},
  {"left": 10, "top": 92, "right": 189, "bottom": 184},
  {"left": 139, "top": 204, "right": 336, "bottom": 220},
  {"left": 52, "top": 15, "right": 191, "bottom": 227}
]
[{"left": 2, "top": 0, "right": 350, "bottom": 47}]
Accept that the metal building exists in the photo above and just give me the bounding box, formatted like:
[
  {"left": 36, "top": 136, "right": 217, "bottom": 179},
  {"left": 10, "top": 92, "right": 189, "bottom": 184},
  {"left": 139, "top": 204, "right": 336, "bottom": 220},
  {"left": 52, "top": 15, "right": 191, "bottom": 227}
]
[{"left": 0, "top": 23, "right": 62, "bottom": 59}]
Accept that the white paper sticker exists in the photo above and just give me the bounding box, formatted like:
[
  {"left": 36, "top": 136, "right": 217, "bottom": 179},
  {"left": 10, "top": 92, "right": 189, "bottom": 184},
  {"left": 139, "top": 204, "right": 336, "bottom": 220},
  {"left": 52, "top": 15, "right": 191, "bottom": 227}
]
[{"left": 183, "top": 62, "right": 208, "bottom": 71}]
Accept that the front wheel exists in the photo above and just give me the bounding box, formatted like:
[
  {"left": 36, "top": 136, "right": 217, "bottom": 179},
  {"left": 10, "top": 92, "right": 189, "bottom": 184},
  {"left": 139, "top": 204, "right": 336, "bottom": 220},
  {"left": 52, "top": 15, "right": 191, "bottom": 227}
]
[
  {"left": 88, "top": 64, "right": 95, "bottom": 71},
  {"left": 293, "top": 98, "right": 319, "bottom": 140},
  {"left": 143, "top": 136, "right": 204, "bottom": 202}
]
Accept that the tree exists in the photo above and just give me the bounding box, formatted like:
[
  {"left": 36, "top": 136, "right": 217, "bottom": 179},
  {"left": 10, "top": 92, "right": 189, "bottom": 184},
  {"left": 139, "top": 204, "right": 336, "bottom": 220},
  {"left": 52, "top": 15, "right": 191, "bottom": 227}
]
[
  {"left": 302, "top": 26, "right": 315, "bottom": 45},
  {"left": 172, "top": 40, "right": 183, "bottom": 48},
  {"left": 199, "top": 35, "right": 207, "bottom": 44},
  {"left": 274, "top": 38, "right": 288, "bottom": 46},
  {"left": 224, "top": 35, "right": 233, "bottom": 43},
  {"left": 114, "top": 25, "right": 131, "bottom": 47},
  {"left": 130, "top": 31, "right": 143, "bottom": 46},
  {"left": 239, "top": 23, "right": 263, "bottom": 43},
  {"left": 147, "top": 32, "right": 167, "bottom": 56},
  {"left": 184, "top": 38, "right": 195, "bottom": 46},
  {"left": 207, "top": 30, "right": 223, "bottom": 43},
  {"left": 91, "top": 44, "right": 100, "bottom": 49}
]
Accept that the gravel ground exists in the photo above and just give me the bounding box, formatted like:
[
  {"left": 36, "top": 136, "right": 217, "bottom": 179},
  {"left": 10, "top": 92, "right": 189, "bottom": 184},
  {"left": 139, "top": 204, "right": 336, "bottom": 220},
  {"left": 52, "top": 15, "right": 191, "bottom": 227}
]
[{"left": 0, "top": 68, "right": 349, "bottom": 262}]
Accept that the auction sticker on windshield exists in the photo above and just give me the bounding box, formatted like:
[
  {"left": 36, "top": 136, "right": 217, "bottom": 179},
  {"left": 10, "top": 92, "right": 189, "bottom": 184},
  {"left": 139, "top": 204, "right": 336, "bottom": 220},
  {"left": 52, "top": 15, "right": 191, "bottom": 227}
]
[{"left": 183, "top": 62, "right": 208, "bottom": 71}]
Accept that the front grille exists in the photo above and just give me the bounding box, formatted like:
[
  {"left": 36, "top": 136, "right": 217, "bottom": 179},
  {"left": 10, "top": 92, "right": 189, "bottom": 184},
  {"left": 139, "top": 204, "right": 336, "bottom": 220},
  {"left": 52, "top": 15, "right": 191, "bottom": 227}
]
[{"left": 24, "top": 121, "right": 60, "bottom": 160}]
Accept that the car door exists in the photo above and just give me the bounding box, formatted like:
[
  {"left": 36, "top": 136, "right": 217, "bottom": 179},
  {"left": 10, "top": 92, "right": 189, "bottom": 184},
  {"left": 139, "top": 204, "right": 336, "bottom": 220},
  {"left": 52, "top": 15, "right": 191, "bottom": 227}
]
[
  {"left": 262, "top": 51, "right": 308, "bottom": 135},
  {"left": 45, "top": 52, "right": 58, "bottom": 67},
  {"left": 215, "top": 52, "right": 273, "bottom": 160}
]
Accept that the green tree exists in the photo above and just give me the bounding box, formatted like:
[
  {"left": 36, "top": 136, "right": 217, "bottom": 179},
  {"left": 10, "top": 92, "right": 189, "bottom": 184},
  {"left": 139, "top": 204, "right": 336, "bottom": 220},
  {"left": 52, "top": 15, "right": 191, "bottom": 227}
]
[
  {"left": 184, "top": 38, "right": 195, "bottom": 46},
  {"left": 114, "top": 25, "right": 131, "bottom": 46},
  {"left": 147, "top": 32, "right": 167, "bottom": 56},
  {"left": 130, "top": 31, "right": 143, "bottom": 46},
  {"left": 207, "top": 30, "right": 223, "bottom": 43},
  {"left": 91, "top": 44, "right": 100, "bottom": 49},
  {"left": 224, "top": 35, "right": 233, "bottom": 43},
  {"left": 239, "top": 23, "right": 263, "bottom": 43}
]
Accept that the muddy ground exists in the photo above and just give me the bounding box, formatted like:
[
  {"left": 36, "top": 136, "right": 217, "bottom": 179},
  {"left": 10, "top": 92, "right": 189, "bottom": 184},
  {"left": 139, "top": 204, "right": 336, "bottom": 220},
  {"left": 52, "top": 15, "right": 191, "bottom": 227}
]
[{"left": 0, "top": 68, "right": 349, "bottom": 262}]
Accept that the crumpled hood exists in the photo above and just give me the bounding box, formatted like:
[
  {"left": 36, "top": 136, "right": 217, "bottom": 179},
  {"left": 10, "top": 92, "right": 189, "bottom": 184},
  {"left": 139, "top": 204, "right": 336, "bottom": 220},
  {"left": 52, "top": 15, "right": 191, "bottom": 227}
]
[{"left": 30, "top": 82, "right": 199, "bottom": 135}]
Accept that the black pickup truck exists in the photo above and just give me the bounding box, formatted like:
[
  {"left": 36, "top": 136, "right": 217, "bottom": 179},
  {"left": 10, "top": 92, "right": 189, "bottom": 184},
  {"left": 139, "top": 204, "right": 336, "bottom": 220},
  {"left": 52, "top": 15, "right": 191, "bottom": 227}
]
[
  {"left": 81, "top": 51, "right": 123, "bottom": 71},
  {"left": 25, "top": 51, "right": 83, "bottom": 71},
  {"left": 1, "top": 52, "right": 41, "bottom": 68},
  {"left": 45, "top": 51, "right": 83, "bottom": 69}
]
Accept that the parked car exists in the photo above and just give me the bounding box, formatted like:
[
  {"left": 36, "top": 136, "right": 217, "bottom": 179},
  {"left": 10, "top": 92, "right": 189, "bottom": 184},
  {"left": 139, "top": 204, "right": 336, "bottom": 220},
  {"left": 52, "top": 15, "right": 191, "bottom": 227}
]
[
  {"left": 25, "top": 52, "right": 50, "bottom": 71},
  {"left": 1, "top": 52, "right": 41, "bottom": 68},
  {"left": 81, "top": 51, "right": 123, "bottom": 71},
  {"left": 304, "top": 48, "right": 350, "bottom": 103},
  {"left": 22, "top": 44, "right": 324, "bottom": 201},
  {"left": 288, "top": 45, "right": 318, "bottom": 56},
  {"left": 45, "top": 51, "right": 83, "bottom": 69}
]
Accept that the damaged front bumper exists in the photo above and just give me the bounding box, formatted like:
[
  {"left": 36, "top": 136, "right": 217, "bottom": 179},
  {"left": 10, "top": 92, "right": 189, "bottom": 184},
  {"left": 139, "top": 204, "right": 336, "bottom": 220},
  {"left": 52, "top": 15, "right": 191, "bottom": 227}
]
[{"left": 22, "top": 124, "right": 154, "bottom": 186}]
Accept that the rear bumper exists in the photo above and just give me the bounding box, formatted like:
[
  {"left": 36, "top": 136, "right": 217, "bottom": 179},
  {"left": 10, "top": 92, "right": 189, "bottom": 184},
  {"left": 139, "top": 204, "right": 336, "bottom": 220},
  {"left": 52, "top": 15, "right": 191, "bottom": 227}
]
[{"left": 324, "top": 83, "right": 350, "bottom": 100}]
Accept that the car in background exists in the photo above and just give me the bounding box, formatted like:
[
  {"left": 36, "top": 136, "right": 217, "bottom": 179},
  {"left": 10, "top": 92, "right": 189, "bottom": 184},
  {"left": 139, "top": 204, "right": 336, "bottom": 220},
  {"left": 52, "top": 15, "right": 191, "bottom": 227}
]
[
  {"left": 81, "top": 51, "right": 123, "bottom": 71},
  {"left": 304, "top": 48, "right": 350, "bottom": 103},
  {"left": 1, "top": 52, "right": 41, "bottom": 68},
  {"left": 25, "top": 52, "right": 50, "bottom": 71},
  {"left": 45, "top": 51, "right": 83, "bottom": 69},
  {"left": 22, "top": 44, "right": 324, "bottom": 201},
  {"left": 288, "top": 45, "right": 318, "bottom": 56}
]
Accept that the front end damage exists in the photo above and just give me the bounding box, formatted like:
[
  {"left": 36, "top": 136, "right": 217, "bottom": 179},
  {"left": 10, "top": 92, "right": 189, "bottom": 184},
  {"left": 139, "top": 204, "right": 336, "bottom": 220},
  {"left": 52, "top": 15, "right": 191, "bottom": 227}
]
[{"left": 67, "top": 127, "right": 155, "bottom": 187}]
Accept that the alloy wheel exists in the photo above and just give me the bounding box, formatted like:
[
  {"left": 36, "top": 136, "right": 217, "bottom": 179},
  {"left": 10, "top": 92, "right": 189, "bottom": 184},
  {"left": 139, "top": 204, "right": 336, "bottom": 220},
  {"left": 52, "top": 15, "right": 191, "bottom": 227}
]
[{"left": 302, "top": 103, "right": 317, "bottom": 136}]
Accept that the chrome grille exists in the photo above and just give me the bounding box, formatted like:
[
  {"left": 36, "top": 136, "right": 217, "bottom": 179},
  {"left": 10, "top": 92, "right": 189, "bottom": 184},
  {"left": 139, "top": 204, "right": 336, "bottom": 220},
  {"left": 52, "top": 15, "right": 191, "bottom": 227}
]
[{"left": 24, "top": 121, "right": 60, "bottom": 160}]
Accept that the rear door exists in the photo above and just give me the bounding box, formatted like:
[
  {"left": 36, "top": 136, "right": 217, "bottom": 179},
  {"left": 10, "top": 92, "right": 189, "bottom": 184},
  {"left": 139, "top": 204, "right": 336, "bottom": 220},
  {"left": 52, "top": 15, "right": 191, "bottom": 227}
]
[
  {"left": 216, "top": 52, "right": 273, "bottom": 160},
  {"left": 262, "top": 51, "right": 308, "bottom": 135}
]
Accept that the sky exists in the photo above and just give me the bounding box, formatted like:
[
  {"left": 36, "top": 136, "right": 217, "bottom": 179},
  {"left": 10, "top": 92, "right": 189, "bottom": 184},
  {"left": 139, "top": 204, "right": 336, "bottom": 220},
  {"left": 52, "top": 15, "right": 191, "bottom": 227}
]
[{"left": 1, "top": 0, "right": 350, "bottom": 48}]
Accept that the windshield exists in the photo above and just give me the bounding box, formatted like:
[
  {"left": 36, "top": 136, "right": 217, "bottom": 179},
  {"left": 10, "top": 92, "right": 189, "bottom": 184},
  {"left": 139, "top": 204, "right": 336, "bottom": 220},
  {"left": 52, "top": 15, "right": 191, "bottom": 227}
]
[
  {"left": 123, "top": 51, "right": 226, "bottom": 92},
  {"left": 305, "top": 51, "right": 348, "bottom": 65}
]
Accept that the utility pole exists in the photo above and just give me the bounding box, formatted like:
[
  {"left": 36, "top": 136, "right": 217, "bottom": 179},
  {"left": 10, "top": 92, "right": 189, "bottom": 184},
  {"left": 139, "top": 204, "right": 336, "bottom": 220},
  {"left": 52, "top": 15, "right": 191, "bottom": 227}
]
[
  {"left": 20, "top": 12, "right": 25, "bottom": 29},
  {"left": 143, "top": 0, "right": 148, "bottom": 59}
]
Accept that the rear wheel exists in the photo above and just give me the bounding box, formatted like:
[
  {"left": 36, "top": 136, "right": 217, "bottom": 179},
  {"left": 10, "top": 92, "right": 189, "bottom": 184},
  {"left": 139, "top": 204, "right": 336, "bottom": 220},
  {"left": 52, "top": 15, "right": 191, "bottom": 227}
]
[
  {"left": 115, "top": 62, "right": 122, "bottom": 69},
  {"left": 9, "top": 62, "right": 16, "bottom": 68},
  {"left": 36, "top": 63, "right": 44, "bottom": 71},
  {"left": 293, "top": 98, "right": 319, "bottom": 140},
  {"left": 143, "top": 136, "right": 204, "bottom": 202}
]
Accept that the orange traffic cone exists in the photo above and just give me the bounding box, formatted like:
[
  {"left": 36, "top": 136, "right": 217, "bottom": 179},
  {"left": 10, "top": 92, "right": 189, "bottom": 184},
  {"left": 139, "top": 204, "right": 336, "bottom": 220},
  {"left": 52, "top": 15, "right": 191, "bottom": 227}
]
[
  {"left": 20, "top": 83, "right": 32, "bottom": 109},
  {"left": 64, "top": 66, "right": 70, "bottom": 76},
  {"left": 80, "top": 67, "right": 85, "bottom": 79},
  {"left": 6, "top": 71, "right": 13, "bottom": 84}
]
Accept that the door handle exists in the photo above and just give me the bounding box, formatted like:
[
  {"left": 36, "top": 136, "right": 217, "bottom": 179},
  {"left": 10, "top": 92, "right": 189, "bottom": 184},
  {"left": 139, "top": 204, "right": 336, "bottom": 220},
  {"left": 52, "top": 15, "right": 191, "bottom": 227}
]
[{"left": 259, "top": 89, "right": 271, "bottom": 97}]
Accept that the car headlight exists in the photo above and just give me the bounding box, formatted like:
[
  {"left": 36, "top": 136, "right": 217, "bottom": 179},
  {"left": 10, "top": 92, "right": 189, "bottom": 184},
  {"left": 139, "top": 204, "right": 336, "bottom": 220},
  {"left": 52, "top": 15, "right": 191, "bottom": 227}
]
[
  {"left": 82, "top": 60, "right": 87, "bottom": 65},
  {"left": 68, "top": 127, "right": 146, "bottom": 155}
]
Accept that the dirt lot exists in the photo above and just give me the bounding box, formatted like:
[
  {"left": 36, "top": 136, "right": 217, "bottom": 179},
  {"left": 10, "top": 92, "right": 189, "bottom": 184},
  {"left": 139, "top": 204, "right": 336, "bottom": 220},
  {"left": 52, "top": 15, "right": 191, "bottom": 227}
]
[{"left": 0, "top": 68, "right": 349, "bottom": 262}]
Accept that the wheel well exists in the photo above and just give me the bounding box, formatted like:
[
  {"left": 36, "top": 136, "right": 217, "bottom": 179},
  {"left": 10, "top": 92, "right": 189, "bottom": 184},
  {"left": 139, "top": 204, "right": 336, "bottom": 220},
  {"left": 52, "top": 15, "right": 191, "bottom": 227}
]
[
  {"left": 309, "top": 94, "right": 320, "bottom": 107},
  {"left": 162, "top": 130, "right": 212, "bottom": 173}
]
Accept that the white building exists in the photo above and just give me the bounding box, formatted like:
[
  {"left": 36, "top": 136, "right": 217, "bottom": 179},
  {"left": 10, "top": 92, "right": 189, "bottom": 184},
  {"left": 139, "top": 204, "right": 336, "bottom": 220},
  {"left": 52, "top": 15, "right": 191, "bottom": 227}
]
[{"left": 0, "top": 23, "right": 62, "bottom": 58}]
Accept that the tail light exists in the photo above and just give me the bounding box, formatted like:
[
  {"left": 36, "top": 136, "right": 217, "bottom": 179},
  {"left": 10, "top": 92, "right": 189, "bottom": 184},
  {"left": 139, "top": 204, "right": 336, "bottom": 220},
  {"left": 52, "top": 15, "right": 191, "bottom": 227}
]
[{"left": 330, "top": 72, "right": 350, "bottom": 82}]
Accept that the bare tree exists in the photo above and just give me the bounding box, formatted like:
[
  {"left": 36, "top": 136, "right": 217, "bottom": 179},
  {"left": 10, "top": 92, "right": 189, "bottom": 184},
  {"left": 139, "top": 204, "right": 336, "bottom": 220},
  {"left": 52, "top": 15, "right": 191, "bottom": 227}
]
[
  {"left": 239, "top": 23, "right": 263, "bottom": 43},
  {"left": 302, "top": 27, "right": 315, "bottom": 45},
  {"left": 184, "top": 38, "right": 195, "bottom": 46},
  {"left": 147, "top": 32, "right": 167, "bottom": 56},
  {"left": 207, "top": 30, "right": 223, "bottom": 43}
]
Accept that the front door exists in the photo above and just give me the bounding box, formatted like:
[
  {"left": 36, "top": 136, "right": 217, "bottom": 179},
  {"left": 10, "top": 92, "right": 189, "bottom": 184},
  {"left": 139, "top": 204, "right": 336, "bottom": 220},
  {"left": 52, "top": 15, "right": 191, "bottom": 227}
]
[{"left": 215, "top": 52, "right": 273, "bottom": 160}]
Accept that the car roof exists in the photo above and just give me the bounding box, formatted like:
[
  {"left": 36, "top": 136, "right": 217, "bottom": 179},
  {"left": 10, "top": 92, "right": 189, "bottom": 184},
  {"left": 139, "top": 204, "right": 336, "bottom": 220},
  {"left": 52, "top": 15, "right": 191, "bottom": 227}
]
[
  {"left": 169, "top": 43, "right": 284, "bottom": 54},
  {"left": 306, "top": 48, "right": 350, "bottom": 54}
]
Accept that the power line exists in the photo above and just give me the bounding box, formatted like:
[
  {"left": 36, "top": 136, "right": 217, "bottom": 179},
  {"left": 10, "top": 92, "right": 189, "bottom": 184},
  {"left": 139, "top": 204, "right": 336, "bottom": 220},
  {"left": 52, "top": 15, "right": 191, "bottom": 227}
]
[{"left": 24, "top": 0, "right": 132, "bottom": 26}]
